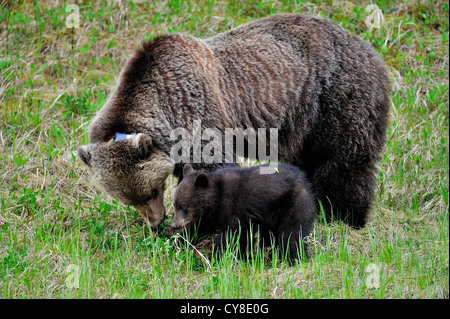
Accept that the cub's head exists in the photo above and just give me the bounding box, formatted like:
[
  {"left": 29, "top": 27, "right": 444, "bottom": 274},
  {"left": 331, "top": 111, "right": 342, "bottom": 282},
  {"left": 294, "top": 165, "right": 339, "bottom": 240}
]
[
  {"left": 171, "top": 164, "right": 214, "bottom": 230},
  {"left": 77, "top": 133, "right": 174, "bottom": 229}
]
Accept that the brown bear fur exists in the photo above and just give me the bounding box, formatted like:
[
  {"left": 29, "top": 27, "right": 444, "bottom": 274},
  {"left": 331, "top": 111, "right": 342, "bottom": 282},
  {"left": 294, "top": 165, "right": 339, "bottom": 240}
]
[
  {"left": 79, "top": 14, "right": 391, "bottom": 228},
  {"left": 78, "top": 133, "right": 173, "bottom": 228},
  {"left": 172, "top": 164, "right": 316, "bottom": 261}
]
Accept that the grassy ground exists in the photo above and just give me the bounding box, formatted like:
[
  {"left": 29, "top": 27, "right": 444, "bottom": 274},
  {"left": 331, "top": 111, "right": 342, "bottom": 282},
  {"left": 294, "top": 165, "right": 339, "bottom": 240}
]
[{"left": 0, "top": 0, "right": 448, "bottom": 299}]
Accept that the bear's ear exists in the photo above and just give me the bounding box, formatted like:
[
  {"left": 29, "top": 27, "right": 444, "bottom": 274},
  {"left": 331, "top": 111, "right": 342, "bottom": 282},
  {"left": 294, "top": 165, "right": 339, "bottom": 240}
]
[
  {"left": 131, "top": 133, "right": 153, "bottom": 159},
  {"left": 77, "top": 145, "right": 91, "bottom": 167},
  {"left": 194, "top": 172, "right": 209, "bottom": 189},
  {"left": 183, "top": 164, "right": 194, "bottom": 177}
]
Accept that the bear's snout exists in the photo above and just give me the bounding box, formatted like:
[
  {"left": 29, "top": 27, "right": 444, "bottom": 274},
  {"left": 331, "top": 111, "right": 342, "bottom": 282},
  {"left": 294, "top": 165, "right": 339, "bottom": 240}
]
[
  {"left": 134, "top": 203, "right": 166, "bottom": 229},
  {"left": 171, "top": 210, "right": 187, "bottom": 229}
]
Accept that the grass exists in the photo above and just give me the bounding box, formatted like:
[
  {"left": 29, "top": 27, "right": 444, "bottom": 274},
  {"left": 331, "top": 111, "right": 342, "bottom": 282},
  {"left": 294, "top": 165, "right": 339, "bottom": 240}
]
[{"left": 0, "top": 0, "right": 448, "bottom": 299}]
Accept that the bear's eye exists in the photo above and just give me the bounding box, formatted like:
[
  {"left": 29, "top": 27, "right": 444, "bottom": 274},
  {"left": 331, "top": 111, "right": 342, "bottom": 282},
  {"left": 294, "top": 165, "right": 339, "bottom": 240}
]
[
  {"left": 173, "top": 202, "right": 188, "bottom": 214},
  {"left": 144, "top": 190, "right": 158, "bottom": 202}
]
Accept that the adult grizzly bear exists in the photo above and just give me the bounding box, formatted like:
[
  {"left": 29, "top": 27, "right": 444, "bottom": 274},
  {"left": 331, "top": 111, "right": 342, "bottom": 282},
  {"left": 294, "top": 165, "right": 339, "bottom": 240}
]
[{"left": 78, "top": 14, "right": 391, "bottom": 229}]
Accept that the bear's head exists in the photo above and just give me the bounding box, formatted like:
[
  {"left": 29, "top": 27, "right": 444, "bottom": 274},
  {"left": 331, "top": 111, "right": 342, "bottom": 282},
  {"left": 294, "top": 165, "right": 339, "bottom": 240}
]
[
  {"left": 171, "top": 164, "right": 214, "bottom": 229},
  {"left": 77, "top": 133, "right": 174, "bottom": 229}
]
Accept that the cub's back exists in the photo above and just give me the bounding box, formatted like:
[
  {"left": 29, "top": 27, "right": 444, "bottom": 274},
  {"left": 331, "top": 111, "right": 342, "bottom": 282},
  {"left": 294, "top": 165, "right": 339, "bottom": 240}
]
[{"left": 214, "top": 164, "right": 312, "bottom": 199}]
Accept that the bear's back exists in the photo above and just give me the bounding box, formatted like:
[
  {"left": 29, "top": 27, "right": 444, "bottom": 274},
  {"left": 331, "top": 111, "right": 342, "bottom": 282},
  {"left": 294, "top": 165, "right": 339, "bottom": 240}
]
[
  {"left": 212, "top": 163, "right": 312, "bottom": 202},
  {"left": 207, "top": 163, "right": 315, "bottom": 229}
]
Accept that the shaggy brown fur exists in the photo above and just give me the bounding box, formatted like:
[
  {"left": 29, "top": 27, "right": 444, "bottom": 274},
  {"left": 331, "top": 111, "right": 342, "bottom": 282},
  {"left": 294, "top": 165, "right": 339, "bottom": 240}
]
[
  {"left": 172, "top": 164, "right": 316, "bottom": 260},
  {"left": 78, "top": 133, "right": 174, "bottom": 228},
  {"left": 80, "top": 14, "right": 391, "bottom": 228}
]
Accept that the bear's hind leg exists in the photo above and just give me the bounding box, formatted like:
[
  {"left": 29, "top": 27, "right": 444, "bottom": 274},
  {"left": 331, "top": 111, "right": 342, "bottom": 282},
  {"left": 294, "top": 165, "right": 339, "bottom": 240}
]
[{"left": 312, "top": 161, "right": 377, "bottom": 228}]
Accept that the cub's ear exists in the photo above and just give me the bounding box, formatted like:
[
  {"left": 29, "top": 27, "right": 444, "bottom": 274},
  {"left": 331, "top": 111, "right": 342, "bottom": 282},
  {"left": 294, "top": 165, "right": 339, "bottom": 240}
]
[
  {"left": 194, "top": 172, "right": 209, "bottom": 189},
  {"left": 183, "top": 164, "right": 194, "bottom": 177},
  {"left": 77, "top": 145, "right": 91, "bottom": 167}
]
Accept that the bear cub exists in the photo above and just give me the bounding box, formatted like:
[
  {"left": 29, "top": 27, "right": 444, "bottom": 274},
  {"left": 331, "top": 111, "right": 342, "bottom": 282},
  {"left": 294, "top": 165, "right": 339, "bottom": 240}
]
[{"left": 172, "top": 163, "right": 317, "bottom": 261}]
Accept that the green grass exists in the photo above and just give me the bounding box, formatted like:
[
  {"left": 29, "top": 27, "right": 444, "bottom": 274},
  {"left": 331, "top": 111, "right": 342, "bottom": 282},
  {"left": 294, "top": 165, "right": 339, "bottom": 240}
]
[{"left": 0, "top": 0, "right": 448, "bottom": 298}]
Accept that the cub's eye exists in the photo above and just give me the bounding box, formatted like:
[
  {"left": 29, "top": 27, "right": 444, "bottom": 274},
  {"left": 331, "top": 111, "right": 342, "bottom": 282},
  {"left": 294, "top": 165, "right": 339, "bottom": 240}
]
[
  {"left": 173, "top": 202, "right": 188, "bottom": 214},
  {"left": 175, "top": 204, "right": 183, "bottom": 210}
]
